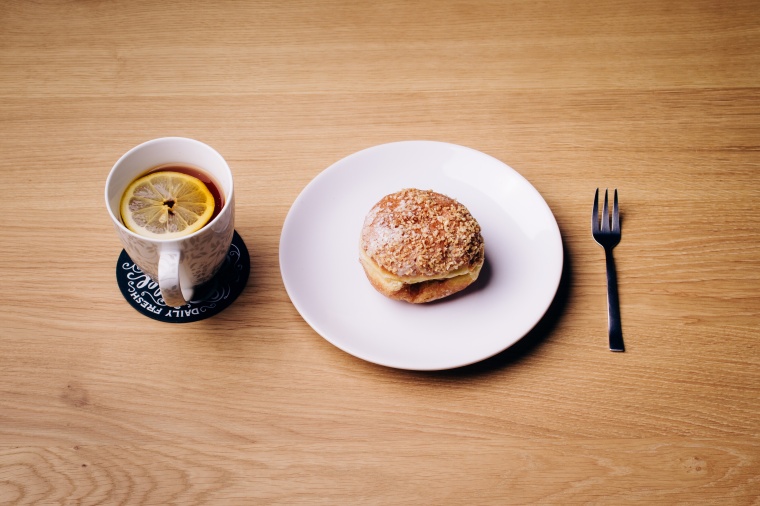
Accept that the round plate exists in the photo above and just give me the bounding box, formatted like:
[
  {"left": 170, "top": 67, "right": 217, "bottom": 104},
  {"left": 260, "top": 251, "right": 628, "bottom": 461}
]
[{"left": 280, "top": 141, "right": 563, "bottom": 370}]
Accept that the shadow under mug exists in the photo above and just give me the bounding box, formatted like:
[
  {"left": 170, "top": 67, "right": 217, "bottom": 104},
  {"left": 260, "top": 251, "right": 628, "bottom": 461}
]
[{"left": 105, "top": 137, "right": 235, "bottom": 308}]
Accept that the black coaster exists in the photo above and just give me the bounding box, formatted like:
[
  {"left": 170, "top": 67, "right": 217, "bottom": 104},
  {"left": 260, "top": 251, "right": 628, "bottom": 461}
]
[{"left": 116, "top": 231, "right": 250, "bottom": 323}]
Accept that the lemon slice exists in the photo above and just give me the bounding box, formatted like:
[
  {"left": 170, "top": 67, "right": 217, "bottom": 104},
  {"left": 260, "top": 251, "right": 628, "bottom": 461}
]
[{"left": 120, "top": 171, "right": 215, "bottom": 239}]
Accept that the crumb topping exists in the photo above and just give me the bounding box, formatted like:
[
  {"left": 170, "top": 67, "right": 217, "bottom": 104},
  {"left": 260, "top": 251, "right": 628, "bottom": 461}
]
[{"left": 360, "top": 188, "right": 484, "bottom": 277}]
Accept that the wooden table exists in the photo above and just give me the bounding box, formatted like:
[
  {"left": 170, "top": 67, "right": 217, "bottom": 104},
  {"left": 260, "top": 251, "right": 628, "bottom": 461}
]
[{"left": 2, "top": 1, "right": 759, "bottom": 503}]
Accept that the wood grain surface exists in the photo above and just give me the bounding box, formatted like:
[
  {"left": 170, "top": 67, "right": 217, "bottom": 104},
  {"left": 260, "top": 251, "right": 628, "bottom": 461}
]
[{"left": 1, "top": 0, "right": 759, "bottom": 504}]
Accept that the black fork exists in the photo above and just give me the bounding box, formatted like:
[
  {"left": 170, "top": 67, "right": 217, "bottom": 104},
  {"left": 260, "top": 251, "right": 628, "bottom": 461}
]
[{"left": 591, "top": 189, "right": 624, "bottom": 352}]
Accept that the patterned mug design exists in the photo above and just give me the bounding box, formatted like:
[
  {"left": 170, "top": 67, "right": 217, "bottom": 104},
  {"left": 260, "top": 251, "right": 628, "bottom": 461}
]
[
  {"left": 114, "top": 199, "right": 235, "bottom": 293},
  {"left": 117, "top": 231, "right": 249, "bottom": 322},
  {"left": 106, "top": 138, "right": 235, "bottom": 307}
]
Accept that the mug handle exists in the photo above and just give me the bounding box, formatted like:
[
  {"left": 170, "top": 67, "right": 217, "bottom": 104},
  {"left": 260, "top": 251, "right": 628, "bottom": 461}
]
[{"left": 158, "top": 248, "right": 188, "bottom": 307}]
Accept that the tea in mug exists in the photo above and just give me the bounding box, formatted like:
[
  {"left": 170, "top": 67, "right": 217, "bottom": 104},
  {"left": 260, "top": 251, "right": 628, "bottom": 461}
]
[{"left": 120, "top": 163, "right": 225, "bottom": 239}]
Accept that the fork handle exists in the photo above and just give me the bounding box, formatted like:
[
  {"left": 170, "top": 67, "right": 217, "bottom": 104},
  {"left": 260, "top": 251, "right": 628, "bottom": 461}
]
[{"left": 604, "top": 248, "right": 625, "bottom": 352}]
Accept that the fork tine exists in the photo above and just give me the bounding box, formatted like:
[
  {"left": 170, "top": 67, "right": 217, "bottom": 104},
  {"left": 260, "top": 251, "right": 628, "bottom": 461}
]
[
  {"left": 601, "top": 189, "right": 610, "bottom": 232},
  {"left": 592, "top": 188, "right": 600, "bottom": 232},
  {"left": 612, "top": 189, "right": 619, "bottom": 232}
]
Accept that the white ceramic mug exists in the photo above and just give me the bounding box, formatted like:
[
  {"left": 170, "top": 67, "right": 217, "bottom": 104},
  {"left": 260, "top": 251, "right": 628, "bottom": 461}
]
[{"left": 105, "top": 137, "right": 235, "bottom": 307}]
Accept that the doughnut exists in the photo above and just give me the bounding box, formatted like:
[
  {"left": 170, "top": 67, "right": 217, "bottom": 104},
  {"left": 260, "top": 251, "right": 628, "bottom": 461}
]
[{"left": 359, "top": 188, "right": 485, "bottom": 303}]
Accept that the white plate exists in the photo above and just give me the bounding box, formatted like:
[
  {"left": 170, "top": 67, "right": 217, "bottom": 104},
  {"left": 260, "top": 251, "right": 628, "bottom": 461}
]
[{"left": 279, "top": 141, "right": 563, "bottom": 370}]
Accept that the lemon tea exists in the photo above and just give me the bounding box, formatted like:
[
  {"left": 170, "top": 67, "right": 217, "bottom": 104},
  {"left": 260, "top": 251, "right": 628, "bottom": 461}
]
[
  {"left": 107, "top": 137, "right": 235, "bottom": 307},
  {"left": 121, "top": 163, "right": 225, "bottom": 238}
]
